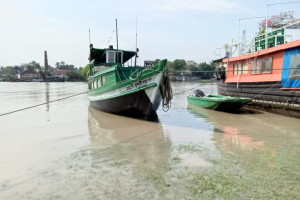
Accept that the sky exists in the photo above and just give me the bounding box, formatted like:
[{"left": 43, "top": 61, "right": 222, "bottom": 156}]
[{"left": 1, "top": 0, "right": 300, "bottom": 68}]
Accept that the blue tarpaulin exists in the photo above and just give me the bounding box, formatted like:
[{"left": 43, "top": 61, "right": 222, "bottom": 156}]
[{"left": 281, "top": 46, "right": 300, "bottom": 88}]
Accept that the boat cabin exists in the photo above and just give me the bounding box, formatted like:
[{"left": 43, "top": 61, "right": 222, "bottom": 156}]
[
  {"left": 89, "top": 45, "right": 136, "bottom": 67},
  {"left": 87, "top": 45, "right": 145, "bottom": 91}
]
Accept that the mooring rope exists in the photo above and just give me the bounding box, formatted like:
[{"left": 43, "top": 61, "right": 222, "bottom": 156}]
[
  {"left": 173, "top": 80, "right": 215, "bottom": 96},
  {"left": 0, "top": 91, "right": 87, "bottom": 117},
  {"left": 161, "top": 75, "right": 173, "bottom": 112},
  {"left": 0, "top": 83, "right": 86, "bottom": 94}
]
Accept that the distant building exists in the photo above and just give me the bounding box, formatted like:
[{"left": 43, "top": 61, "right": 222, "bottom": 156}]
[
  {"left": 168, "top": 70, "right": 196, "bottom": 81},
  {"left": 144, "top": 60, "right": 154, "bottom": 68},
  {"left": 52, "top": 70, "right": 72, "bottom": 77},
  {"left": 18, "top": 71, "right": 41, "bottom": 79}
]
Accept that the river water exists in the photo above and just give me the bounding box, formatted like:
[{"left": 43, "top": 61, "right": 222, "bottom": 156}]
[{"left": 0, "top": 81, "right": 299, "bottom": 199}]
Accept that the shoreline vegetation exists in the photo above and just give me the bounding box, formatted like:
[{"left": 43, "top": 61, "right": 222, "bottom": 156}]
[{"left": 0, "top": 59, "right": 215, "bottom": 82}]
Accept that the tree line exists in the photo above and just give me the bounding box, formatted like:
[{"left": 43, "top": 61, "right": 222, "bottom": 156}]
[
  {"left": 0, "top": 61, "right": 87, "bottom": 82},
  {"left": 0, "top": 59, "right": 215, "bottom": 82},
  {"left": 153, "top": 59, "right": 215, "bottom": 79}
]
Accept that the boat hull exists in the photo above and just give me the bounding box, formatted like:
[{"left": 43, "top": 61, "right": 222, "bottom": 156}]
[
  {"left": 88, "top": 71, "right": 165, "bottom": 119},
  {"left": 217, "top": 81, "right": 300, "bottom": 103},
  {"left": 217, "top": 80, "right": 300, "bottom": 117},
  {"left": 90, "top": 89, "right": 160, "bottom": 119},
  {"left": 187, "top": 95, "right": 251, "bottom": 112}
]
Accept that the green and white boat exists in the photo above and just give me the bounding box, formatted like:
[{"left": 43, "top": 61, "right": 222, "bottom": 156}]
[
  {"left": 87, "top": 44, "right": 172, "bottom": 119},
  {"left": 187, "top": 90, "right": 251, "bottom": 111}
]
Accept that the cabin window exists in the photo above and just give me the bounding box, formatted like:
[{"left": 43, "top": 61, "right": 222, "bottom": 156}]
[
  {"left": 233, "top": 64, "right": 238, "bottom": 75},
  {"left": 251, "top": 57, "right": 272, "bottom": 74},
  {"left": 106, "top": 50, "right": 124, "bottom": 63},
  {"left": 237, "top": 63, "right": 242, "bottom": 74},
  {"left": 106, "top": 51, "right": 116, "bottom": 63},
  {"left": 242, "top": 63, "right": 248, "bottom": 74},
  {"left": 251, "top": 59, "right": 262, "bottom": 74},
  {"left": 233, "top": 63, "right": 243, "bottom": 75},
  {"left": 256, "top": 59, "right": 263, "bottom": 74},
  {"left": 262, "top": 57, "right": 272, "bottom": 73},
  {"left": 289, "top": 54, "right": 300, "bottom": 80},
  {"left": 250, "top": 60, "right": 256, "bottom": 74}
]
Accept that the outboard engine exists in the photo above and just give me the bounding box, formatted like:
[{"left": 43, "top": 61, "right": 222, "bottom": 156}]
[{"left": 194, "top": 89, "right": 205, "bottom": 97}]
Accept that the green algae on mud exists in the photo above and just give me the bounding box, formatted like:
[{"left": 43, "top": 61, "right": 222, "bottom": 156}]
[{"left": 171, "top": 143, "right": 300, "bottom": 200}]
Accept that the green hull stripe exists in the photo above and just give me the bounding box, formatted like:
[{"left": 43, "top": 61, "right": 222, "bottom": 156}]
[
  {"left": 88, "top": 71, "right": 162, "bottom": 96},
  {"left": 89, "top": 83, "right": 157, "bottom": 101}
]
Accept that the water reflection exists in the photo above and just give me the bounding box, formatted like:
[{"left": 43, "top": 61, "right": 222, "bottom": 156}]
[
  {"left": 45, "top": 82, "right": 50, "bottom": 112},
  {"left": 187, "top": 103, "right": 300, "bottom": 154},
  {"left": 87, "top": 107, "right": 172, "bottom": 171}
]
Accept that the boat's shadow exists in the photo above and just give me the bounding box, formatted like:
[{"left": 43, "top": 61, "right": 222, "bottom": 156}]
[{"left": 187, "top": 103, "right": 264, "bottom": 122}]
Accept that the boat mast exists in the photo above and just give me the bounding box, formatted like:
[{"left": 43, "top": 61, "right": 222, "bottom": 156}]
[
  {"left": 134, "top": 17, "right": 137, "bottom": 67},
  {"left": 116, "top": 18, "right": 119, "bottom": 63}
]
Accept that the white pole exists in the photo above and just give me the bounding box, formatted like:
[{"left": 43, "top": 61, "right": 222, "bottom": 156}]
[
  {"left": 265, "top": 2, "right": 300, "bottom": 49},
  {"left": 265, "top": 5, "right": 269, "bottom": 49},
  {"left": 238, "top": 17, "right": 264, "bottom": 54},
  {"left": 238, "top": 19, "right": 240, "bottom": 55}
]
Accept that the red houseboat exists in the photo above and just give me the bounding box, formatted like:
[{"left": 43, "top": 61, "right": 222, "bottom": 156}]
[{"left": 214, "top": 21, "right": 300, "bottom": 117}]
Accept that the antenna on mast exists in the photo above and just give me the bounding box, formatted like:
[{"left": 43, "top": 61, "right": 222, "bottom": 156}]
[
  {"left": 88, "top": 29, "right": 93, "bottom": 62},
  {"left": 134, "top": 17, "right": 138, "bottom": 67},
  {"left": 89, "top": 29, "right": 91, "bottom": 45}
]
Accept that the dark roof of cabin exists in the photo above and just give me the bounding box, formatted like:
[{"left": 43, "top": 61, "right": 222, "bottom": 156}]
[
  {"left": 211, "top": 57, "right": 226, "bottom": 63},
  {"left": 90, "top": 48, "right": 136, "bottom": 64}
]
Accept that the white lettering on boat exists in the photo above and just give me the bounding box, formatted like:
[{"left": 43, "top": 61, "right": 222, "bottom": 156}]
[{"left": 126, "top": 77, "right": 152, "bottom": 91}]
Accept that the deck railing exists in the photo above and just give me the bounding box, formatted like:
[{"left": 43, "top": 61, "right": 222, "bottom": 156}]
[{"left": 229, "top": 20, "right": 300, "bottom": 57}]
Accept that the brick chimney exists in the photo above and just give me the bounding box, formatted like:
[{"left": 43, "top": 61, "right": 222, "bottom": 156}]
[{"left": 44, "top": 51, "right": 48, "bottom": 72}]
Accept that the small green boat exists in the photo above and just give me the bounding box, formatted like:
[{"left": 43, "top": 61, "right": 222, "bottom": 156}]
[{"left": 187, "top": 92, "right": 251, "bottom": 111}]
